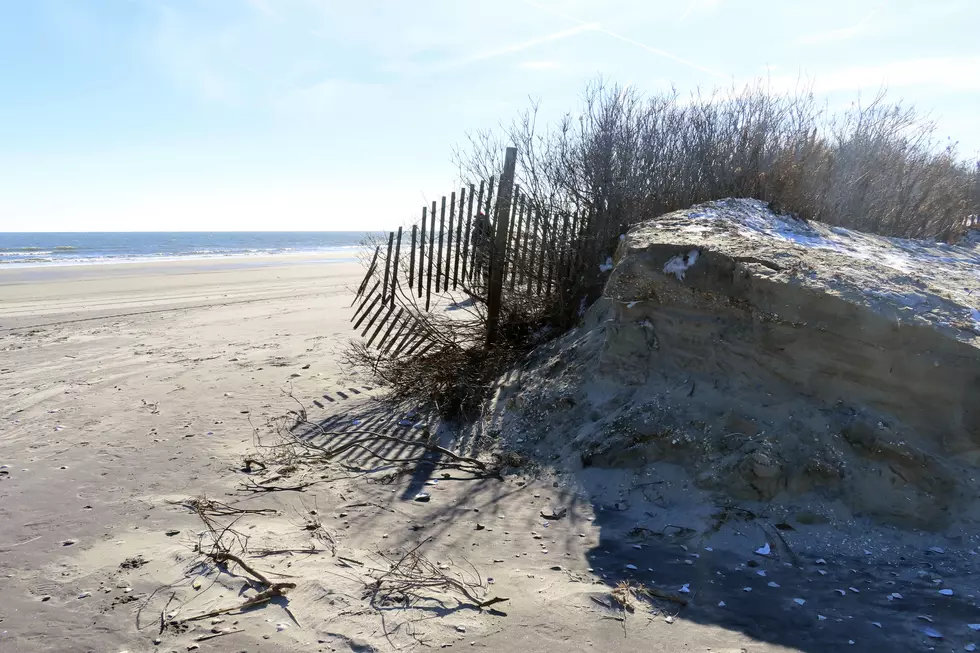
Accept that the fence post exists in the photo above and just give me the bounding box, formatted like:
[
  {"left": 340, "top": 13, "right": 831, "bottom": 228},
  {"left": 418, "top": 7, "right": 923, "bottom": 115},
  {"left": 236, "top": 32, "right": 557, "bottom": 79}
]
[{"left": 486, "top": 146, "right": 518, "bottom": 346}]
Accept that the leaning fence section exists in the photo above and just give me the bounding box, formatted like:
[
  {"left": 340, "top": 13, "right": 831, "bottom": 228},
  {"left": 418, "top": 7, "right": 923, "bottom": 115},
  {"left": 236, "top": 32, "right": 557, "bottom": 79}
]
[{"left": 350, "top": 146, "right": 619, "bottom": 356}]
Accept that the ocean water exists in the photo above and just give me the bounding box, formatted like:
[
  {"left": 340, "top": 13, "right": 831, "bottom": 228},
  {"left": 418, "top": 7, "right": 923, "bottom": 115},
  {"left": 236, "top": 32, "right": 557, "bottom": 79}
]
[{"left": 0, "top": 232, "right": 369, "bottom": 267}]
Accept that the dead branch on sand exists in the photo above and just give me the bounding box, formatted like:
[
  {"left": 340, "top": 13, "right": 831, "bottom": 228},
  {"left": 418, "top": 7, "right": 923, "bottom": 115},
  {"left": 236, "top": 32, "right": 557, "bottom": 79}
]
[
  {"left": 163, "top": 500, "right": 299, "bottom": 627},
  {"left": 364, "top": 538, "right": 508, "bottom": 611},
  {"left": 180, "top": 496, "right": 278, "bottom": 517},
  {"left": 239, "top": 476, "right": 327, "bottom": 493}
]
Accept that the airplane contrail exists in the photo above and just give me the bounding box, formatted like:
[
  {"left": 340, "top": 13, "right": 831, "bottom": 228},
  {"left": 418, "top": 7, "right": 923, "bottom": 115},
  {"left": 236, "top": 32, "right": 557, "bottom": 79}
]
[
  {"left": 521, "top": 0, "right": 727, "bottom": 79},
  {"left": 460, "top": 23, "right": 600, "bottom": 66}
]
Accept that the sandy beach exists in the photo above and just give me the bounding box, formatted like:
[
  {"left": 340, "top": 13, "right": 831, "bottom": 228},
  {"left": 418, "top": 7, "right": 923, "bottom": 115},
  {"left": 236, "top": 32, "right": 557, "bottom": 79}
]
[
  {"left": 0, "top": 256, "right": 367, "bottom": 651},
  {"left": 2, "top": 256, "right": 974, "bottom": 653}
]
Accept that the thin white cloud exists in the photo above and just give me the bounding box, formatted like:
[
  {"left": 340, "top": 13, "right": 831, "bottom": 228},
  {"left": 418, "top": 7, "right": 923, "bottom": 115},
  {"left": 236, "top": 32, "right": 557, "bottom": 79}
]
[
  {"left": 595, "top": 26, "right": 726, "bottom": 78},
  {"left": 450, "top": 23, "right": 598, "bottom": 69},
  {"left": 798, "top": 0, "right": 889, "bottom": 45}
]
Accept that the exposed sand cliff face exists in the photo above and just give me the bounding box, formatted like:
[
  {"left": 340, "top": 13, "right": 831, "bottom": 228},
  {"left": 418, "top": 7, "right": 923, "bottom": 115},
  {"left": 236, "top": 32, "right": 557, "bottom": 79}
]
[{"left": 484, "top": 199, "right": 980, "bottom": 530}]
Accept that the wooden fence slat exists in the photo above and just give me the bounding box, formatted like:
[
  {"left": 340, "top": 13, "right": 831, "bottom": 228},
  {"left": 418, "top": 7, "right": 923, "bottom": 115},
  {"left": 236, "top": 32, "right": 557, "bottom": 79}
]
[
  {"left": 381, "top": 231, "right": 394, "bottom": 304},
  {"left": 402, "top": 331, "right": 429, "bottom": 358},
  {"left": 408, "top": 225, "right": 417, "bottom": 289},
  {"left": 522, "top": 195, "right": 534, "bottom": 289},
  {"left": 529, "top": 206, "right": 541, "bottom": 295},
  {"left": 474, "top": 176, "right": 495, "bottom": 288},
  {"left": 578, "top": 209, "right": 593, "bottom": 278},
  {"left": 352, "top": 281, "right": 381, "bottom": 324},
  {"left": 358, "top": 295, "right": 388, "bottom": 335},
  {"left": 353, "top": 245, "right": 380, "bottom": 305},
  {"left": 505, "top": 185, "right": 519, "bottom": 290},
  {"left": 452, "top": 187, "right": 465, "bottom": 289},
  {"left": 353, "top": 161, "right": 621, "bottom": 353},
  {"left": 391, "top": 320, "right": 420, "bottom": 357},
  {"left": 484, "top": 176, "right": 495, "bottom": 286},
  {"left": 445, "top": 192, "right": 456, "bottom": 290},
  {"left": 545, "top": 211, "right": 557, "bottom": 297},
  {"left": 366, "top": 304, "right": 396, "bottom": 347},
  {"left": 467, "top": 180, "right": 485, "bottom": 282},
  {"left": 435, "top": 196, "right": 446, "bottom": 293},
  {"left": 426, "top": 201, "right": 436, "bottom": 311},
  {"left": 569, "top": 209, "right": 582, "bottom": 283},
  {"left": 460, "top": 183, "right": 475, "bottom": 285},
  {"left": 382, "top": 314, "right": 410, "bottom": 355},
  {"left": 418, "top": 206, "right": 427, "bottom": 298},
  {"left": 486, "top": 147, "right": 517, "bottom": 346},
  {"left": 391, "top": 227, "right": 403, "bottom": 306},
  {"left": 580, "top": 205, "right": 596, "bottom": 261},
  {"left": 512, "top": 192, "right": 529, "bottom": 289},
  {"left": 507, "top": 190, "right": 519, "bottom": 289},
  {"left": 557, "top": 212, "right": 570, "bottom": 296},
  {"left": 372, "top": 307, "right": 404, "bottom": 350},
  {"left": 412, "top": 341, "right": 436, "bottom": 359}
]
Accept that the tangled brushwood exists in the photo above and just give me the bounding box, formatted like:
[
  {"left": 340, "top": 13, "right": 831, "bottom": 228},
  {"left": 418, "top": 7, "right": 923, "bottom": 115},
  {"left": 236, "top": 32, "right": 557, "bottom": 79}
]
[{"left": 342, "top": 241, "right": 568, "bottom": 418}]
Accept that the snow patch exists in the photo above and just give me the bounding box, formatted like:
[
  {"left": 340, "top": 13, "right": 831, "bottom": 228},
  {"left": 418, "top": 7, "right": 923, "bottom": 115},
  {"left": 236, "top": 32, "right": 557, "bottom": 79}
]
[{"left": 663, "top": 249, "right": 699, "bottom": 280}]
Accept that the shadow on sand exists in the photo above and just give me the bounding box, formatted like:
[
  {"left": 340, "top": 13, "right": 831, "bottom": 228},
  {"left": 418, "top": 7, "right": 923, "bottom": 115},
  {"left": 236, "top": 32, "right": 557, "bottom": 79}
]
[{"left": 297, "top": 395, "right": 978, "bottom": 652}]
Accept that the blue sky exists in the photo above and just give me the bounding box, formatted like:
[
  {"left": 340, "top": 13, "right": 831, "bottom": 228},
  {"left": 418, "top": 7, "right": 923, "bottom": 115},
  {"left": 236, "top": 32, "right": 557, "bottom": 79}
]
[{"left": 1, "top": 0, "right": 977, "bottom": 232}]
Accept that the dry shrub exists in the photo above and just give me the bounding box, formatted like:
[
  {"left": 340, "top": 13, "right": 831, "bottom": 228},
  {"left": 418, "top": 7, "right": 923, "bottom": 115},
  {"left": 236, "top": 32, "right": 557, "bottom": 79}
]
[{"left": 455, "top": 77, "right": 979, "bottom": 241}]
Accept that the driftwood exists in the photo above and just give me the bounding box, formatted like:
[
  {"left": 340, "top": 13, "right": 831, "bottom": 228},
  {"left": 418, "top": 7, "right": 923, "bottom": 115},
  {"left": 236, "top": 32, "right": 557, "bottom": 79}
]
[{"left": 168, "top": 502, "right": 299, "bottom": 625}]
